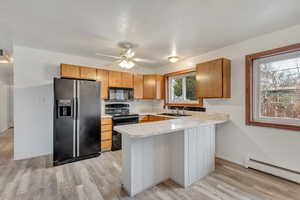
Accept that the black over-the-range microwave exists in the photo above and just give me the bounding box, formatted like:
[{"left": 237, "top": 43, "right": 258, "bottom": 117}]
[{"left": 108, "top": 87, "right": 134, "bottom": 101}]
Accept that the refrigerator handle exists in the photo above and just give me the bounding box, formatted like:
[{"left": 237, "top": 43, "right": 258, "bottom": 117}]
[
  {"left": 73, "top": 81, "right": 77, "bottom": 157},
  {"left": 72, "top": 98, "right": 78, "bottom": 120},
  {"left": 76, "top": 81, "right": 80, "bottom": 156}
]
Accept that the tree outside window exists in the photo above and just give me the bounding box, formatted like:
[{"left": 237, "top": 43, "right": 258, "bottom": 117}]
[{"left": 169, "top": 72, "right": 197, "bottom": 103}]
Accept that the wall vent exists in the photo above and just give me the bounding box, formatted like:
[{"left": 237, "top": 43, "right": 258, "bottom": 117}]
[{"left": 246, "top": 158, "right": 300, "bottom": 184}]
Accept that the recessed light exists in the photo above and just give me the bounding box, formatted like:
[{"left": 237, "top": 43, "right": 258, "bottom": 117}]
[{"left": 168, "top": 56, "right": 180, "bottom": 63}]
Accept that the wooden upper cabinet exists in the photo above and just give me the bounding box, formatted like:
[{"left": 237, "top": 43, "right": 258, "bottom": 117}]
[
  {"left": 80, "top": 67, "right": 96, "bottom": 80},
  {"left": 121, "top": 72, "right": 133, "bottom": 88},
  {"left": 155, "top": 75, "right": 165, "bottom": 100},
  {"left": 60, "top": 64, "right": 80, "bottom": 78},
  {"left": 109, "top": 71, "right": 122, "bottom": 87},
  {"left": 96, "top": 69, "right": 109, "bottom": 99},
  {"left": 196, "top": 58, "right": 231, "bottom": 98},
  {"left": 143, "top": 75, "right": 156, "bottom": 99},
  {"left": 133, "top": 74, "right": 143, "bottom": 99},
  {"left": 143, "top": 74, "right": 165, "bottom": 99}
]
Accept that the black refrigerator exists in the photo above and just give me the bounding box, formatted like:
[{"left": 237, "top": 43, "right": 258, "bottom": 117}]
[{"left": 53, "top": 78, "right": 101, "bottom": 166}]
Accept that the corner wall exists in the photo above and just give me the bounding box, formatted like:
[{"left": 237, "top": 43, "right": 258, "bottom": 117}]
[
  {"left": 13, "top": 46, "right": 156, "bottom": 160},
  {"left": 155, "top": 24, "right": 300, "bottom": 172}
]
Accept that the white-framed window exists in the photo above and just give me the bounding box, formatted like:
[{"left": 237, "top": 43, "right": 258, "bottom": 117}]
[
  {"left": 252, "top": 50, "right": 300, "bottom": 126},
  {"left": 168, "top": 72, "right": 198, "bottom": 104}
]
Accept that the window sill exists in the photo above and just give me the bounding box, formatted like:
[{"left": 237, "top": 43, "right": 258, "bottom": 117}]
[
  {"left": 165, "top": 99, "right": 203, "bottom": 107},
  {"left": 246, "top": 120, "right": 300, "bottom": 131}
]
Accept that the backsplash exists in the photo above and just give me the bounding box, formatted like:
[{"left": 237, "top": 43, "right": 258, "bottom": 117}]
[{"left": 102, "top": 99, "right": 164, "bottom": 114}]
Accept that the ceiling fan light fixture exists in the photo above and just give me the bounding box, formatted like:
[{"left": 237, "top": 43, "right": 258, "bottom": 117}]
[
  {"left": 168, "top": 56, "right": 180, "bottom": 63},
  {"left": 119, "top": 59, "right": 135, "bottom": 69},
  {"left": 126, "top": 49, "right": 135, "bottom": 58}
]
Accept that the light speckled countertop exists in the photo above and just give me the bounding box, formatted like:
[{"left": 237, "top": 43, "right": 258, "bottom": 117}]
[
  {"left": 101, "top": 114, "right": 112, "bottom": 118},
  {"left": 114, "top": 112, "right": 229, "bottom": 138}
]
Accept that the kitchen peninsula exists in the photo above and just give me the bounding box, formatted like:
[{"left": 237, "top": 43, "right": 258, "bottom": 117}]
[{"left": 114, "top": 114, "right": 228, "bottom": 196}]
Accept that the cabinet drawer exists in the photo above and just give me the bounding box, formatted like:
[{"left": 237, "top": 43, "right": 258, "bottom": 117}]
[
  {"left": 139, "top": 115, "right": 149, "bottom": 122},
  {"left": 101, "top": 124, "right": 112, "bottom": 132},
  {"left": 101, "top": 131, "right": 112, "bottom": 140},
  {"left": 101, "top": 117, "right": 112, "bottom": 125},
  {"left": 148, "top": 115, "right": 171, "bottom": 121},
  {"left": 101, "top": 140, "right": 112, "bottom": 150}
]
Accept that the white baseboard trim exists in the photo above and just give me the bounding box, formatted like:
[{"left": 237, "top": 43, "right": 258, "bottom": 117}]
[{"left": 246, "top": 158, "right": 300, "bottom": 184}]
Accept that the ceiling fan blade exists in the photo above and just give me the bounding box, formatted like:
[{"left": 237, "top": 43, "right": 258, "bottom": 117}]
[
  {"left": 101, "top": 60, "right": 121, "bottom": 67},
  {"left": 133, "top": 57, "right": 157, "bottom": 63},
  {"left": 96, "top": 53, "right": 121, "bottom": 59}
]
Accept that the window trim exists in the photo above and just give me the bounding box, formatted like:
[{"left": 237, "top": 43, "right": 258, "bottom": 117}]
[
  {"left": 164, "top": 68, "right": 203, "bottom": 107},
  {"left": 245, "top": 43, "right": 300, "bottom": 131},
  {"left": 168, "top": 72, "right": 198, "bottom": 104}
]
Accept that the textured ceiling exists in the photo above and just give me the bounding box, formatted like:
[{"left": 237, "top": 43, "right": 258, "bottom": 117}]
[{"left": 1, "top": 0, "right": 300, "bottom": 68}]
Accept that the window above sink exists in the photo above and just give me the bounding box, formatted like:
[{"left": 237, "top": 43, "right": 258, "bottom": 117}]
[{"left": 165, "top": 68, "right": 203, "bottom": 107}]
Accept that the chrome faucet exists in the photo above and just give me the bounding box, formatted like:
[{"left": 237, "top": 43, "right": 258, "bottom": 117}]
[{"left": 176, "top": 107, "right": 180, "bottom": 115}]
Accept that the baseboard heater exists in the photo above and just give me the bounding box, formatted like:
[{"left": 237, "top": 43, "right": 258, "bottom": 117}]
[{"left": 246, "top": 158, "right": 300, "bottom": 184}]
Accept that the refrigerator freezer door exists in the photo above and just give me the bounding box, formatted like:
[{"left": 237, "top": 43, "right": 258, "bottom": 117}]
[
  {"left": 77, "top": 80, "right": 101, "bottom": 157},
  {"left": 53, "top": 78, "right": 76, "bottom": 163}
]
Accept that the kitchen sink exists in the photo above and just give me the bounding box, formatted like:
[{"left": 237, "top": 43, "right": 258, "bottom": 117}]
[{"left": 158, "top": 113, "right": 192, "bottom": 117}]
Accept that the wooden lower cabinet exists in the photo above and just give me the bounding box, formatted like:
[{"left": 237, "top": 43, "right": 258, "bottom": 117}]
[
  {"left": 148, "top": 115, "right": 171, "bottom": 121},
  {"left": 102, "top": 131, "right": 112, "bottom": 140},
  {"left": 101, "top": 140, "right": 112, "bottom": 150},
  {"left": 101, "top": 117, "right": 112, "bottom": 151},
  {"left": 102, "top": 124, "right": 112, "bottom": 132},
  {"left": 139, "top": 115, "right": 149, "bottom": 123},
  {"left": 139, "top": 115, "right": 171, "bottom": 123}
]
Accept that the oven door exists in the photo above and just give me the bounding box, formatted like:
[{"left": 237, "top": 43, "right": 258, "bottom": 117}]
[{"left": 112, "top": 116, "right": 138, "bottom": 151}]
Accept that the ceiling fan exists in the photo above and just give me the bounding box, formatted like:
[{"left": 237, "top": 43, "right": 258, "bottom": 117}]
[{"left": 96, "top": 42, "right": 155, "bottom": 69}]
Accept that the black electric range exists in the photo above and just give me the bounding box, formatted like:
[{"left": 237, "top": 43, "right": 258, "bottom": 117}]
[{"left": 105, "top": 104, "right": 139, "bottom": 151}]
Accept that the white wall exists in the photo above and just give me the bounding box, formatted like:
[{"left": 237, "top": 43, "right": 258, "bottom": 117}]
[
  {"left": 13, "top": 46, "right": 156, "bottom": 160},
  {"left": 155, "top": 24, "right": 300, "bottom": 172}
]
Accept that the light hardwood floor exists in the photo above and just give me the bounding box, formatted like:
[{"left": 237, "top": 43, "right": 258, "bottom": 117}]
[{"left": 0, "top": 129, "right": 299, "bottom": 200}]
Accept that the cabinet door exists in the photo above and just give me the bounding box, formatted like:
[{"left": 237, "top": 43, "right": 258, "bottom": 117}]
[
  {"left": 143, "top": 75, "right": 156, "bottom": 99},
  {"left": 122, "top": 72, "right": 133, "bottom": 88},
  {"left": 139, "top": 115, "right": 149, "bottom": 123},
  {"left": 196, "top": 59, "right": 223, "bottom": 98},
  {"left": 101, "top": 140, "right": 112, "bottom": 150},
  {"left": 133, "top": 74, "right": 143, "bottom": 99},
  {"left": 109, "top": 71, "right": 122, "bottom": 87},
  {"left": 60, "top": 64, "right": 80, "bottom": 78},
  {"left": 155, "top": 75, "right": 165, "bottom": 100},
  {"left": 96, "top": 69, "right": 109, "bottom": 99},
  {"left": 80, "top": 67, "right": 96, "bottom": 80}
]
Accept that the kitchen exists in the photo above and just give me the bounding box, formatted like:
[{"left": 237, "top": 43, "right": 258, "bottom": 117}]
[
  {"left": 58, "top": 59, "right": 229, "bottom": 151},
  {"left": 1, "top": 1, "right": 300, "bottom": 199}
]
